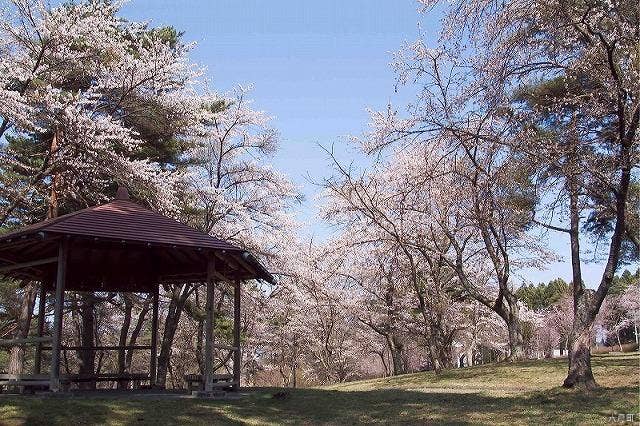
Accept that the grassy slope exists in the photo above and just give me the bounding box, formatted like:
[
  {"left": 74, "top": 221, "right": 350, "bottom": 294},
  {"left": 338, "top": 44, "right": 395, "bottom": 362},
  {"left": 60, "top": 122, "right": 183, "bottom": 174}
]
[{"left": 0, "top": 353, "right": 638, "bottom": 425}]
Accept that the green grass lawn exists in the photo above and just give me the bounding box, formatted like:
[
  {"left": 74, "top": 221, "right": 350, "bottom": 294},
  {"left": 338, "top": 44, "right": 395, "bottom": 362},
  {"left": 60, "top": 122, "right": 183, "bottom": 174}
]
[{"left": 1, "top": 353, "right": 638, "bottom": 425}]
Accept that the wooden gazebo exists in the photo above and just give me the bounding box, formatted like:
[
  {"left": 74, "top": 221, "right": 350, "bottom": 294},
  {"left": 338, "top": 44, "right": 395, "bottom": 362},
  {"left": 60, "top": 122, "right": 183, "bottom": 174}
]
[{"left": 0, "top": 187, "right": 273, "bottom": 393}]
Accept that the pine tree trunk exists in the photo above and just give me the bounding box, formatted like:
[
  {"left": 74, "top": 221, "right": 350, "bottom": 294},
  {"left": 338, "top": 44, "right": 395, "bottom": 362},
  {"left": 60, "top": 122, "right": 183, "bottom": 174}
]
[
  {"left": 562, "top": 167, "right": 598, "bottom": 389},
  {"left": 563, "top": 324, "right": 596, "bottom": 389},
  {"left": 7, "top": 129, "right": 62, "bottom": 381},
  {"left": 48, "top": 129, "right": 60, "bottom": 219},
  {"left": 8, "top": 282, "right": 37, "bottom": 378}
]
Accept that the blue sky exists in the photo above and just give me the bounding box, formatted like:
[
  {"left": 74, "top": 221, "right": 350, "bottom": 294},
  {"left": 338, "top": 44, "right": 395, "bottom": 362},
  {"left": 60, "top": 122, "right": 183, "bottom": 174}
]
[
  {"left": 121, "top": 0, "right": 420, "bottom": 229},
  {"left": 120, "top": 0, "right": 620, "bottom": 287}
]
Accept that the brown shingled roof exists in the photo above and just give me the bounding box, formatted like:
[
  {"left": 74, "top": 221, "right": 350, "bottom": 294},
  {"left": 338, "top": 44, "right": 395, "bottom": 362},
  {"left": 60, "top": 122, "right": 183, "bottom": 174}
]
[
  {"left": 0, "top": 190, "right": 274, "bottom": 287},
  {"left": 14, "top": 199, "right": 241, "bottom": 251}
]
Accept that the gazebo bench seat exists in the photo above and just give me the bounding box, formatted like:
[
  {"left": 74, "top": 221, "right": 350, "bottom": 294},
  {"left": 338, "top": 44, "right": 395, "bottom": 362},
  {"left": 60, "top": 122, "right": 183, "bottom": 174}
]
[
  {"left": 0, "top": 374, "right": 50, "bottom": 392},
  {"left": 183, "top": 373, "right": 235, "bottom": 391},
  {"left": 61, "top": 373, "right": 149, "bottom": 383}
]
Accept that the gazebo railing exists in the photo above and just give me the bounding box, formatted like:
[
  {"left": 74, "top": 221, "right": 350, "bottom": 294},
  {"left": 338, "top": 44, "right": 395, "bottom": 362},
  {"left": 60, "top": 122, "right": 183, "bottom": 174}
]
[
  {"left": 0, "top": 339, "right": 154, "bottom": 391},
  {"left": 0, "top": 336, "right": 52, "bottom": 347}
]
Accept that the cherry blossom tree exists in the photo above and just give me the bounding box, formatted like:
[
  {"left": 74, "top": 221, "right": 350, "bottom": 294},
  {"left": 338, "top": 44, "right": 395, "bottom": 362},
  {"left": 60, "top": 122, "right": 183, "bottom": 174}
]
[
  {"left": 367, "top": 0, "right": 637, "bottom": 388},
  {"left": 0, "top": 0, "right": 206, "bottom": 380},
  {"left": 0, "top": 0, "right": 202, "bottom": 222}
]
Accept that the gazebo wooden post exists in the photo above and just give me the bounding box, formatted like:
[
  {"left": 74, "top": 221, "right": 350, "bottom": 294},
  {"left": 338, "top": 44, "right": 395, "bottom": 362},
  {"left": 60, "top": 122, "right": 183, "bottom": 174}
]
[
  {"left": 33, "top": 282, "right": 47, "bottom": 374},
  {"left": 232, "top": 280, "right": 241, "bottom": 391},
  {"left": 204, "top": 258, "right": 216, "bottom": 392},
  {"left": 149, "top": 287, "right": 159, "bottom": 387},
  {"left": 50, "top": 239, "right": 68, "bottom": 392}
]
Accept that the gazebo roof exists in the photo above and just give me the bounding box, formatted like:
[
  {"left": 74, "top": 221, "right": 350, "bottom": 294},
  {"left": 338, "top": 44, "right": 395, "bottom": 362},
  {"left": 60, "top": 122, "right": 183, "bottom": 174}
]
[{"left": 0, "top": 189, "right": 274, "bottom": 290}]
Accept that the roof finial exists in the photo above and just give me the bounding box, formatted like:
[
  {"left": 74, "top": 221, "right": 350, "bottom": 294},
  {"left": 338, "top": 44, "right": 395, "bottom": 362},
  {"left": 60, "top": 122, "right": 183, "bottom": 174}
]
[{"left": 115, "top": 186, "right": 130, "bottom": 201}]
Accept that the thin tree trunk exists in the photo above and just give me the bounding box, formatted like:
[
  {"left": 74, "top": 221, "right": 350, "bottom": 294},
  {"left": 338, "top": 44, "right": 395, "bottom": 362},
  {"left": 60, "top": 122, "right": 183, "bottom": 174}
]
[
  {"left": 616, "top": 331, "right": 622, "bottom": 352},
  {"left": 125, "top": 297, "right": 150, "bottom": 370}
]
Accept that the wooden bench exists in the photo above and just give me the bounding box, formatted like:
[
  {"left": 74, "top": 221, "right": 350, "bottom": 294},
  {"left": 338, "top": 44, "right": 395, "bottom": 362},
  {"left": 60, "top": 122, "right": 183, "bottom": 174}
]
[
  {"left": 183, "top": 374, "right": 236, "bottom": 391},
  {"left": 61, "top": 373, "right": 149, "bottom": 383},
  {"left": 0, "top": 374, "right": 50, "bottom": 393},
  {"left": 59, "top": 373, "right": 150, "bottom": 390}
]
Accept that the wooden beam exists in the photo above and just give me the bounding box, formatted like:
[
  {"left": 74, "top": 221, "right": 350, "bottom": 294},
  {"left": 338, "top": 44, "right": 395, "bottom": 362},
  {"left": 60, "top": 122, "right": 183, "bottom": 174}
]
[
  {"left": 233, "top": 279, "right": 241, "bottom": 391},
  {"left": 50, "top": 239, "right": 68, "bottom": 392},
  {"left": 232, "top": 252, "right": 257, "bottom": 277},
  {"left": 212, "top": 270, "right": 235, "bottom": 286},
  {"left": 212, "top": 343, "right": 239, "bottom": 351},
  {"left": 0, "top": 336, "right": 52, "bottom": 347},
  {"left": 149, "top": 288, "right": 159, "bottom": 387},
  {"left": 0, "top": 256, "right": 58, "bottom": 274},
  {"left": 213, "top": 251, "right": 238, "bottom": 271},
  {"left": 60, "top": 345, "right": 152, "bottom": 351},
  {"left": 204, "top": 257, "right": 215, "bottom": 392},
  {"left": 0, "top": 373, "right": 49, "bottom": 380}
]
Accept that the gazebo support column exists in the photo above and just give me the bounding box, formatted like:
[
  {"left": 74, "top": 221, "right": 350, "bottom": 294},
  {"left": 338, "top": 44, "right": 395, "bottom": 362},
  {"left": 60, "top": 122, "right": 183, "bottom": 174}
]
[
  {"left": 204, "top": 258, "right": 216, "bottom": 392},
  {"left": 149, "top": 288, "right": 159, "bottom": 387},
  {"left": 233, "top": 280, "right": 241, "bottom": 391},
  {"left": 50, "top": 239, "right": 68, "bottom": 392},
  {"left": 33, "top": 282, "right": 47, "bottom": 374}
]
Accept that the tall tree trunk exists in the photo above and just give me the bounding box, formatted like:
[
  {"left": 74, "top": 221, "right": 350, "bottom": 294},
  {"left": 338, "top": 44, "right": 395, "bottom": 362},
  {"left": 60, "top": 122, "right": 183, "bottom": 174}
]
[
  {"left": 562, "top": 167, "right": 598, "bottom": 388},
  {"left": 504, "top": 294, "right": 526, "bottom": 361},
  {"left": 47, "top": 129, "right": 61, "bottom": 219},
  {"left": 156, "top": 284, "right": 192, "bottom": 388},
  {"left": 117, "top": 295, "right": 133, "bottom": 389},
  {"left": 77, "top": 293, "right": 96, "bottom": 390},
  {"left": 506, "top": 317, "right": 525, "bottom": 361},
  {"left": 387, "top": 334, "right": 407, "bottom": 375},
  {"left": 563, "top": 304, "right": 596, "bottom": 388},
  {"left": 194, "top": 288, "right": 204, "bottom": 375},
  {"left": 291, "top": 341, "right": 298, "bottom": 388},
  {"left": 7, "top": 281, "right": 37, "bottom": 378},
  {"left": 6, "top": 128, "right": 63, "bottom": 379}
]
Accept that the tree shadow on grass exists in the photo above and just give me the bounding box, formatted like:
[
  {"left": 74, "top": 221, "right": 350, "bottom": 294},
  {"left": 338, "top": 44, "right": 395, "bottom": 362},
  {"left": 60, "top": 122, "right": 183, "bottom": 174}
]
[
  {"left": 213, "top": 386, "right": 635, "bottom": 425},
  {"left": 122, "top": 385, "right": 636, "bottom": 425},
  {"left": 0, "top": 384, "right": 636, "bottom": 425}
]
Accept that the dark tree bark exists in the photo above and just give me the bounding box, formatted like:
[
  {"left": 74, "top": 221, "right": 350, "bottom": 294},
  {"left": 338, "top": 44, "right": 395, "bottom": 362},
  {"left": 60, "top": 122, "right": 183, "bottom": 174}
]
[
  {"left": 125, "top": 297, "right": 150, "bottom": 371},
  {"left": 77, "top": 293, "right": 97, "bottom": 390},
  {"left": 562, "top": 97, "right": 634, "bottom": 388},
  {"left": 156, "top": 284, "right": 193, "bottom": 388},
  {"left": 562, "top": 171, "right": 599, "bottom": 388},
  {"left": 117, "top": 295, "right": 133, "bottom": 389},
  {"left": 387, "top": 335, "right": 407, "bottom": 375},
  {"left": 7, "top": 281, "right": 37, "bottom": 377}
]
